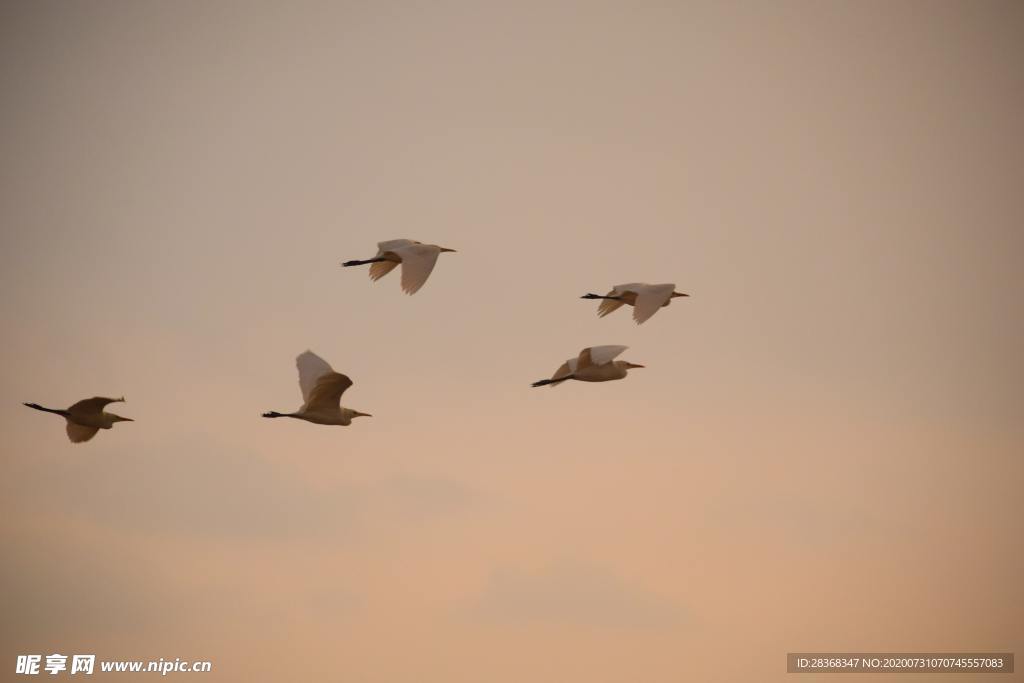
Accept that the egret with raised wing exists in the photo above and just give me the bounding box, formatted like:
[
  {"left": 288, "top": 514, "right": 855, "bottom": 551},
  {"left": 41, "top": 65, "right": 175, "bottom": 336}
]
[
  {"left": 262, "top": 350, "right": 371, "bottom": 426},
  {"left": 581, "top": 283, "right": 689, "bottom": 324},
  {"left": 23, "top": 396, "right": 134, "bottom": 443},
  {"left": 342, "top": 239, "right": 456, "bottom": 294},
  {"left": 531, "top": 345, "right": 645, "bottom": 387}
]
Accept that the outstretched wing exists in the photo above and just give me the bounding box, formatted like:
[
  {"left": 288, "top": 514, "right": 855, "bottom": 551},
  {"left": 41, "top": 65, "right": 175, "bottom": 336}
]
[
  {"left": 369, "top": 260, "right": 400, "bottom": 281},
  {"left": 393, "top": 244, "right": 441, "bottom": 294},
  {"left": 369, "top": 240, "right": 415, "bottom": 282},
  {"left": 596, "top": 289, "right": 625, "bottom": 318},
  {"left": 577, "top": 345, "right": 628, "bottom": 369},
  {"left": 632, "top": 283, "right": 676, "bottom": 324},
  {"left": 544, "top": 359, "right": 575, "bottom": 387},
  {"left": 66, "top": 422, "right": 100, "bottom": 443},
  {"left": 296, "top": 350, "right": 334, "bottom": 403},
  {"left": 376, "top": 239, "right": 418, "bottom": 254},
  {"left": 68, "top": 396, "right": 122, "bottom": 416},
  {"left": 304, "top": 372, "right": 353, "bottom": 412}
]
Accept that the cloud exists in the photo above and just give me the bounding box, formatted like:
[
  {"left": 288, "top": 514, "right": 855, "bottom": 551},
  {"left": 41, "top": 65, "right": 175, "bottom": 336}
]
[{"left": 463, "top": 562, "right": 685, "bottom": 629}]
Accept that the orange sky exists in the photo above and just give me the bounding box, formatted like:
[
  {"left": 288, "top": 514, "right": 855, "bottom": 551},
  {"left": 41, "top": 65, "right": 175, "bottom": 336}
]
[{"left": 1, "top": 1, "right": 1022, "bottom": 681}]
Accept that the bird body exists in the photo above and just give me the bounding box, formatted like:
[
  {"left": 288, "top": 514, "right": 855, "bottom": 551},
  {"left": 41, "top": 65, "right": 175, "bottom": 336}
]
[
  {"left": 532, "top": 345, "right": 645, "bottom": 387},
  {"left": 262, "top": 350, "right": 371, "bottom": 426},
  {"left": 581, "top": 283, "right": 688, "bottom": 324},
  {"left": 342, "top": 239, "right": 456, "bottom": 294},
  {"left": 23, "top": 396, "right": 133, "bottom": 443}
]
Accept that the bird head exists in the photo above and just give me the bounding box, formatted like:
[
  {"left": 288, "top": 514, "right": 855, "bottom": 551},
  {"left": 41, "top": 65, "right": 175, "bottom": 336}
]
[{"left": 671, "top": 292, "right": 690, "bottom": 298}]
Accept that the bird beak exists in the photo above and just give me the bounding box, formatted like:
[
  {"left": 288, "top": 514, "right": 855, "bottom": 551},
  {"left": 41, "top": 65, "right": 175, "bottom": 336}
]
[
  {"left": 672, "top": 292, "right": 690, "bottom": 298},
  {"left": 354, "top": 411, "right": 372, "bottom": 418},
  {"left": 630, "top": 363, "right": 646, "bottom": 369},
  {"left": 440, "top": 247, "right": 457, "bottom": 253},
  {"left": 120, "top": 417, "right": 134, "bottom": 422}
]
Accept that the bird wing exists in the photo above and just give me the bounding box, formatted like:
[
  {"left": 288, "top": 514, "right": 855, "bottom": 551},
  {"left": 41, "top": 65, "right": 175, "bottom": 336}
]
[
  {"left": 67, "top": 396, "right": 121, "bottom": 416},
  {"left": 542, "top": 360, "right": 575, "bottom": 387},
  {"left": 392, "top": 243, "right": 441, "bottom": 294},
  {"left": 369, "top": 260, "right": 400, "bottom": 281},
  {"left": 632, "top": 283, "right": 676, "bottom": 324},
  {"left": 304, "top": 372, "right": 353, "bottom": 412},
  {"left": 577, "top": 345, "right": 628, "bottom": 369},
  {"left": 376, "top": 239, "right": 418, "bottom": 254},
  {"left": 296, "top": 350, "right": 335, "bottom": 403},
  {"left": 596, "top": 289, "right": 625, "bottom": 318},
  {"left": 66, "top": 422, "right": 100, "bottom": 443},
  {"left": 612, "top": 283, "right": 646, "bottom": 294}
]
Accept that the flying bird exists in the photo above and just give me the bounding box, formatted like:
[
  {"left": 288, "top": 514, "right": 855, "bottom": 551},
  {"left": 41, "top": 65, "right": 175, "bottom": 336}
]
[
  {"left": 581, "top": 283, "right": 689, "bottom": 324},
  {"left": 262, "top": 350, "right": 371, "bottom": 426},
  {"left": 23, "top": 396, "right": 134, "bottom": 443},
  {"left": 531, "top": 345, "right": 645, "bottom": 387},
  {"left": 342, "top": 239, "right": 456, "bottom": 294}
]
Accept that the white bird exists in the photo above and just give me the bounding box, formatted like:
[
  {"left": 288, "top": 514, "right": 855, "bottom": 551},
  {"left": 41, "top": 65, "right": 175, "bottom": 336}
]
[
  {"left": 342, "top": 239, "right": 456, "bottom": 294},
  {"left": 581, "top": 283, "right": 689, "bottom": 324},
  {"left": 262, "top": 350, "right": 371, "bottom": 426},
  {"left": 531, "top": 345, "right": 645, "bottom": 387},
  {"left": 23, "top": 396, "right": 134, "bottom": 443}
]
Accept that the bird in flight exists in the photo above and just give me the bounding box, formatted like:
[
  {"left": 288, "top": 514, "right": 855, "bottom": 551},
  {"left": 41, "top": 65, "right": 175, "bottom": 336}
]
[
  {"left": 262, "top": 350, "right": 371, "bottom": 426},
  {"left": 23, "top": 396, "right": 134, "bottom": 443},
  {"left": 581, "top": 283, "right": 689, "bottom": 324},
  {"left": 342, "top": 239, "right": 456, "bottom": 294},
  {"left": 531, "top": 345, "right": 645, "bottom": 387}
]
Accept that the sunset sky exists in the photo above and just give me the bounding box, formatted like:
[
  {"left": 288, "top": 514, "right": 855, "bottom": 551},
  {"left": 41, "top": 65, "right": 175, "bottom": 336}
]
[{"left": 2, "top": 1, "right": 1022, "bottom": 680}]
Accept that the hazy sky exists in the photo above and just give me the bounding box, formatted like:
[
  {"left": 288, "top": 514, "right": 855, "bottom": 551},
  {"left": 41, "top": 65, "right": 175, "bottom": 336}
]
[{"left": 2, "top": 1, "right": 1022, "bottom": 681}]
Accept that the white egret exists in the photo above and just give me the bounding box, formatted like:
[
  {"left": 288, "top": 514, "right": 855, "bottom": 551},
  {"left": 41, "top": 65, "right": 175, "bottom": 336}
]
[
  {"left": 342, "top": 239, "right": 456, "bottom": 294},
  {"left": 531, "top": 345, "right": 645, "bottom": 387},
  {"left": 581, "top": 283, "right": 689, "bottom": 324},
  {"left": 262, "top": 350, "right": 371, "bottom": 426},
  {"left": 23, "top": 396, "right": 134, "bottom": 443}
]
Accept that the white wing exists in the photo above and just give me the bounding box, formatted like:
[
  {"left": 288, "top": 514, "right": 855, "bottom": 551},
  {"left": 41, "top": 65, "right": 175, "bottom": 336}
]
[
  {"left": 612, "top": 283, "right": 647, "bottom": 295},
  {"left": 304, "top": 372, "right": 353, "bottom": 412},
  {"left": 376, "top": 239, "right": 418, "bottom": 254},
  {"left": 66, "top": 422, "right": 100, "bottom": 443},
  {"left": 392, "top": 244, "right": 441, "bottom": 294},
  {"left": 366, "top": 240, "right": 415, "bottom": 281},
  {"left": 369, "top": 260, "right": 399, "bottom": 281},
  {"left": 578, "top": 345, "right": 628, "bottom": 369},
  {"left": 296, "top": 350, "right": 334, "bottom": 403},
  {"left": 596, "top": 288, "right": 625, "bottom": 318},
  {"left": 542, "top": 359, "right": 575, "bottom": 388},
  {"left": 596, "top": 283, "right": 646, "bottom": 318},
  {"left": 632, "top": 284, "right": 676, "bottom": 324}
]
